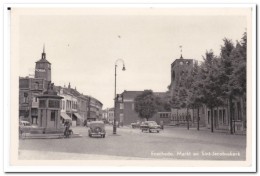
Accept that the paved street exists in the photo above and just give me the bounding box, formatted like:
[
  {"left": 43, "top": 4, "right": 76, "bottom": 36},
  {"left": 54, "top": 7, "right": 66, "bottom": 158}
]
[{"left": 19, "top": 125, "right": 246, "bottom": 160}]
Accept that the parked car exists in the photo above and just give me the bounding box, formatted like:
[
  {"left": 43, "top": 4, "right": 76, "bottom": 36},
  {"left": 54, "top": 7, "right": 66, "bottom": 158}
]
[
  {"left": 19, "top": 120, "right": 39, "bottom": 134},
  {"left": 131, "top": 121, "right": 141, "bottom": 128},
  {"left": 140, "top": 121, "right": 161, "bottom": 133},
  {"left": 88, "top": 121, "right": 106, "bottom": 138}
]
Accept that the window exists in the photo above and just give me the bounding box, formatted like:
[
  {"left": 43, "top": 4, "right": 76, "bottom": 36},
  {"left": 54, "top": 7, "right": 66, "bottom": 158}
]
[
  {"left": 62, "top": 101, "right": 65, "bottom": 110},
  {"left": 39, "top": 100, "right": 46, "bottom": 108},
  {"left": 32, "top": 96, "right": 37, "bottom": 103},
  {"left": 34, "top": 82, "right": 39, "bottom": 90},
  {"left": 23, "top": 92, "right": 28, "bottom": 103},
  {"left": 51, "top": 111, "right": 55, "bottom": 121},
  {"left": 49, "top": 100, "right": 60, "bottom": 108},
  {"left": 120, "top": 103, "right": 124, "bottom": 110},
  {"left": 31, "top": 108, "right": 38, "bottom": 116},
  {"left": 119, "top": 113, "right": 124, "bottom": 123},
  {"left": 223, "top": 110, "right": 227, "bottom": 124},
  {"left": 219, "top": 110, "right": 222, "bottom": 124}
]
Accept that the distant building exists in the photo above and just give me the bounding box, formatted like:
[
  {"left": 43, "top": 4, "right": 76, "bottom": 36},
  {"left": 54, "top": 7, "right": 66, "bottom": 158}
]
[
  {"left": 56, "top": 84, "right": 82, "bottom": 126},
  {"left": 107, "top": 108, "right": 114, "bottom": 123},
  {"left": 19, "top": 47, "right": 50, "bottom": 124},
  {"left": 85, "top": 96, "right": 103, "bottom": 122},
  {"left": 115, "top": 90, "right": 171, "bottom": 126},
  {"left": 102, "top": 108, "right": 114, "bottom": 123},
  {"left": 19, "top": 46, "right": 103, "bottom": 127}
]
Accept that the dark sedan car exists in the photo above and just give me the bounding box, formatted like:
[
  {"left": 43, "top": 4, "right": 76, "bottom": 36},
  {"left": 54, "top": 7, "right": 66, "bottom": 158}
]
[
  {"left": 140, "top": 121, "right": 161, "bottom": 133},
  {"left": 88, "top": 121, "right": 106, "bottom": 138}
]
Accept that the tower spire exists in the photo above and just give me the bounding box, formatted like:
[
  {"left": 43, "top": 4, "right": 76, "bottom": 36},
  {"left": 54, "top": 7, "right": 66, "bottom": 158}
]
[
  {"left": 179, "top": 45, "right": 183, "bottom": 59},
  {"left": 42, "top": 44, "right": 46, "bottom": 59}
]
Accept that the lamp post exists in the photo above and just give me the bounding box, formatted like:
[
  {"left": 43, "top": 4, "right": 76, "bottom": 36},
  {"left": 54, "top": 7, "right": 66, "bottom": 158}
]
[{"left": 113, "top": 59, "right": 126, "bottom": 134}]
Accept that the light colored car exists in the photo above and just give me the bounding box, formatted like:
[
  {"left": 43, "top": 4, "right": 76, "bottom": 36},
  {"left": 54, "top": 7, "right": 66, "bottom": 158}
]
[
  {"left": 140, "top": 121, "right": 161, "bottom": 133},
  {"left": 19, "top": 120, "right": 40, "bottom": 134},
  {"left": 19, "top": 121, "right": 32, "bottom": 133},
  {"left": 88, "top": 121, "right": 106, "bottom": 138}
]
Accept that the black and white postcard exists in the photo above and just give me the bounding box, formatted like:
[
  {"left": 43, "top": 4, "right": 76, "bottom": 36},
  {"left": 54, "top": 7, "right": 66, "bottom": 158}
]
[{"left": 3, "top": 3, "right": 256, "bottom": 173}]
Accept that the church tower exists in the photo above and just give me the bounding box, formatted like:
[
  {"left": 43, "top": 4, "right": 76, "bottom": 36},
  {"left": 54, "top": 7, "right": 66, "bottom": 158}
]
[
  {"left": 170, "top": 54, "right": 194, "bottom": 98},
  {"left": 35, "top": 45, "right": 51, "bottom": 82}
]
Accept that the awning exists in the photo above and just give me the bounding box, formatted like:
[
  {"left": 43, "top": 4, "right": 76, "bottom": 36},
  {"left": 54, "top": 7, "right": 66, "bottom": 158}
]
[
  {"left": 61, "top": 112, "right": 72, "bottom": 121},
  {"left": 74, "top": 113, "right": 84, "bottom": 121}
]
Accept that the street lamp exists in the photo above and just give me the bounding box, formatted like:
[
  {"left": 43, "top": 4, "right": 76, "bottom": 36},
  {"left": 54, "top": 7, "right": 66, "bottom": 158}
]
[{"left": 113, "top": 59, "right": 126, "bottom": 134}]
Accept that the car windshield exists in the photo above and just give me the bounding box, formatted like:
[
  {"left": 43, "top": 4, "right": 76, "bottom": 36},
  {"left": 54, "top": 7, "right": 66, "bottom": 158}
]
[{"left": 89, "top": 121, "right": 104, "bottom": 127}]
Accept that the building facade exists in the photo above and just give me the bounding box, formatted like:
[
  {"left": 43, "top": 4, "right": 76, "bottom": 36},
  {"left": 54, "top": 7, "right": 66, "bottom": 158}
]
[
  {"left": 85, "top": 96, "right": 103, "bottom": 122},
  {"left": 115, "top": 90, "right": 171, "bottom": 126}
]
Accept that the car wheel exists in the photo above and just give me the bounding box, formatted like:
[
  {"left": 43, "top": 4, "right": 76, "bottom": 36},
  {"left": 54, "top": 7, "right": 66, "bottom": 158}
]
[
  {"left": 149, "top": 129, "right": 152, "bottom": 133},
  {"left": 103, "top": 135, "right": 105, "bottom": 138},
  {"left": 157, "top": 130, "right": 159, "bottom": 133},
  {"left": 89, "top": 134, "right": 92, "bottom": 137}
]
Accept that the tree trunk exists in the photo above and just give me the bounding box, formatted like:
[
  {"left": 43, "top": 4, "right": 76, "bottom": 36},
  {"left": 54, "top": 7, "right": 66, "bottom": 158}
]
[
  {"left": 187, "top": 108, "right": 189, "bottom": 130},
  {"left": 177, "top": 109, "right": 179, "bottom": 125},
  {"left": 211, "top": 107, "right": 214, "bottom": 133},
  {"left": 229, "top": 96, "right": 233, "bottom": 134},
  {"left": 197, "top": 107, "right": 200, "bottom": 131},
  {"left": 192, "top": 108, "right": 194, "bottom": 123}
]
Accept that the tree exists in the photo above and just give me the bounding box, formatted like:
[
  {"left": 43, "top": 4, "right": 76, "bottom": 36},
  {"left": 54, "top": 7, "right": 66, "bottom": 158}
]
[
  {"left": 218, "top": 38, "right": 239, "bottom": 134},
  {"left": 218, "top": 34, "right": 247, "bottom": 134},
  {"left": 200, "top": 50, "right": 224, "bottom": 132},
  {"left": 187, "top": 61, "right": 203, "bottom": 130},
  {"left": 171, "top": 68, "right": 194, "bottom": 130},
  {"left": 134, "top": 90, "right": 157, "bottom": 121}
]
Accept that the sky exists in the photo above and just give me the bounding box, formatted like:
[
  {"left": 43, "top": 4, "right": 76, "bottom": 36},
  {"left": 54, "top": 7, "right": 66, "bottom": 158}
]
[{"left": 16, "top": 7, "right": 248, "bottom": 108}]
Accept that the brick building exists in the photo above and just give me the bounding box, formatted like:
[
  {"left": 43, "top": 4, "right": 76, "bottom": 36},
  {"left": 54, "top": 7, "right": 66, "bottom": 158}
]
[{"left": 115, "top": 90, "right": 171, "bottom": 126}]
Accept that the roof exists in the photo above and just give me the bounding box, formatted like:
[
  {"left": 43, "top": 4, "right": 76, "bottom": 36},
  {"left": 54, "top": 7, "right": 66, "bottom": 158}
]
[
  {"left": 122, "top": 90, "right": 167, "bottom": 99},
  {"left": 121, "top": 91, "right": 143, "bottom": 99},
  {"left": 55, "top": 85, "right": 103, "bottom": 106}
]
